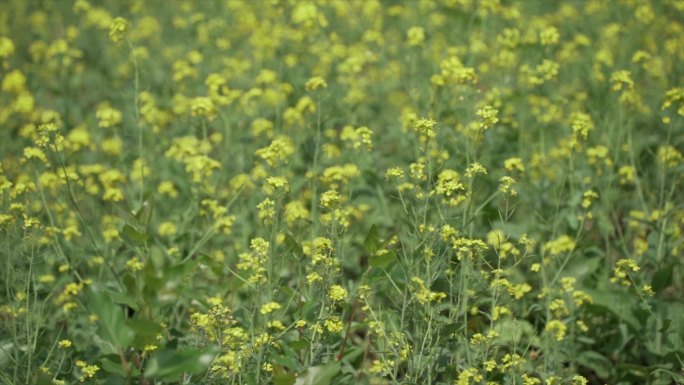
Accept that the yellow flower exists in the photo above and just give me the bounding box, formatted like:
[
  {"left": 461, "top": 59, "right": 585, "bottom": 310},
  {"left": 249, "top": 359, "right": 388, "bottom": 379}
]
[
  {"left": 38, "top": 274, "right": 55, "bottom": 283},
  {"left": 58, "top": 339, "right": 72, "bottom": 348},
  {"left": 328, "top": 285, "right": 347, "bottom": 302},
  {"left": 504, "top": 157, "right": 525, "bottom": 172},
  {"left": 320, "top": 189, "right": 341, "bottom": 208},
  {"left": 23, "top": 147, "right": 48, "bottom": 164},
  {"left": 385, "top": 167, "right": 405, "bottom": 180},
  {"left": 571, "top": 112, "right": 594, "bottom": 141},
  {"left": 126, "top": 257, "right": 144, "bottom": 272},
  {"left": 656, "top": 145, "right": 683, "bottom": 168},
  {"left": 0, "top": 36, "right": 15, "bottom": 58},
  {"left": 305, "top": 76, "right": 327, "bottom": 91},
  {"left": 101, "top": 136, "right": 123, "bottom": 155},
  {"left": 539, "top": 27, "right": 560, "bottom": 46},
  {"left": 499, "top": 176, "right": 517, "bottom": 197},
  {"left": 411, "top": 277, "right": 446, "bottom": 304},
  {"left": 190, "top": 97, "right": 216, "bottom": 119},
  {"left": 324, "top": 316, "right": 344, "bottom": 333},
  {"left": 1, "top": 70, "right": 27, "bottom": 93},
  {"left": 610, "top": 70, "right": 634, "bottom": 92},
  {"left": 144, "top": 344, "right": 158, "bottom": 352},
  {"left": 284, "top": 200, "right": 309, "bottom": 225},
  {"left": 618, "top": 165, "right": 636, "bottom": 184},
  {"left": 465, "top": 162, "right": 487, "bottom": 178},
  {"left": 96, "top": 104, "right": 122, "bottom": 128},
  {"left": 76, "top": 361, "right": 100, "bottom": 382},
  {"left": 413, "top": 118, "right": 437, "bottom": 144},
  {"left": 582, "top": 190, "right": 599, "bottom": 209},
  {"left": 157, "top": 181, "right": 179, "bottom": 198},
  {"left": 543, "top": 235, "right": 575, "bottom": 256},
  {"left": 406, "top": 26, "right": 425, "bottom": 46},
  {"left": 158, "top": 221, "right": 177, "bottom": 237},
  {"left": 259, "top": 302, "right": 281, "bottom": 315},
  {"left": 263, "top": 176, "right": 289, "bottom": 195},
  {"left": 545, "top": 320, "right": 567, "bottom": 341},
  {"left": 477, "top": 106, "right": 499, "bottom": 130},
  {"left": 255, "top": 137, "right": 295, "bottom": 167},
  {"left": 610, "top": 258, "right": 640, "bottom": 286},
  {"left": 109, "top": 17, "right": 128, "bottom": 43}
]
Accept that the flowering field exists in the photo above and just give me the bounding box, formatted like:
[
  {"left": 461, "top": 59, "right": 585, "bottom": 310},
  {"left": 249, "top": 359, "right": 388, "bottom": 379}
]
[{"left": 1, "top": 1, "right": 684, "bottom": 384}]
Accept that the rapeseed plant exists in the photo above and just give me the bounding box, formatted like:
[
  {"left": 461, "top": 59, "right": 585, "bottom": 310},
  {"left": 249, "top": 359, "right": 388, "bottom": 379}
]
[{"left": 1, "top": 1, "right": 684, "bottom": 384}]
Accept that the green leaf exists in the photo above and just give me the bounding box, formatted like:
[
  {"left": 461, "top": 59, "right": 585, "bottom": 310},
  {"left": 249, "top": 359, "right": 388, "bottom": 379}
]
[
  {"left": 652, "top": 265, "right": 673, "bottom": 294},
  {"left": 275, "top": 342, "right": 301, "bottom": 370},
  {"left": 493, "top": 319, "right": 540, "bottom": 347},
  {"left": 100, "top": 357, "right": 123, "bottom": 375},
  {"left": 87, "top": 287, "right": 135, "bottom": 354},
  {"left": 284, "top": 233, "right": 304, "bottom": 257},
  {"left": 106, "top": 289, "right": 139, "bottom": 311},
  {"left": 165, "top": 256, "right": 205, "bottom": 282},
  {"left": 122, "top": 224, "right": 149, "bottom": 246},
  {"left": 33, "top": 371, "right": 53, "bottom": 385},
  {"left": 368, "top": 250, "right": 396, "bottom": 269},
  {"left": 273, "top": 374, "right": 297, "bottom": 385},
  {"left": 577, "top": 351, "right": 612, "bottom": 379},
  {"left": 133, "top": 199, "right": 153, "bottom": 226},
  {"left": 651, "top": 369, "right": 684, "bottom": 385},
  {"left": 585, "top": 288, "right": 640, "bottom": 331},
  {"left": 564, "top": 255, "right": 602, "bottom": 279},
  {"left": 659, "top": 318, "right": 673, "bottom": 334},
  {"left": 272, "top": 354, "right": 299, "bottom": 371},
  {"left": 294, "top": 361, "right": 341, "bottom": 385},
  {"left": 0, "top": 342, "right": 14, "bottom": 369},
  {"left": 101, "top": 374, "right": 126, "bottom": 385},
  {"left": 289, "top": 339, "right": 310, "bottom": 351},
  {"left": 99, "top": 357, "right": 140, "bottom": 377},
  {"left": 341, "top": 346, "right": 364, "bottom": 363},
  {"left": 363, "top": 225, "right": 380, "bottom": 255},
  {"left": 126, "top": 318, "right": 163, "bottom": 348},
  {"left": 144, "top": 346, "right": 219, "bottom": 380}
]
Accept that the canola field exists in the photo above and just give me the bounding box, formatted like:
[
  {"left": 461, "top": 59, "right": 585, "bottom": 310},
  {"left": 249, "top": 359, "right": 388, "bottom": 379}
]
[{"left": 1, "top": 1, "right": 684, "bottom": 384}]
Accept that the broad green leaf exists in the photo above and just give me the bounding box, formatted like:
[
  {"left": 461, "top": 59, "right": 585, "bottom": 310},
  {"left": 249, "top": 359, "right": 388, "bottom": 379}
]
[
  {"left": 106, "top": 289, "right": 139, "bottom": 311},
  {"left": 577, "top": 351, "right": 612, "bottom": 379},
  {"left": 99, "top": 357, "right": 139, "bottom": 377},
  {"left": 272, "top": 354, "right": 299, "bottom": 371},
  {"left": 273, "top": 374, "right": 297, "bottom": 385},
  {"left": 122, "top": 224, "right": 149, "bottom": 245},
  {"left": 284, "top": 233, "right": 304, "bottom": 257},
  {"left": 0, "top": 342, "right": 14, "bottom": 369},
  {"left": 294, "top": 361, "right": 341, "bottom": 385},
  {"left": 369, "top": 250, "right": 396, "bottom": 269},
  {"left": 651, "top": 368, "right": 684, "bottom": 383},
  {"left": 289, "top": 339, "right": 310, "bottom": 351},
  {"left": 493, "top": 319, "right": 540, "bottom": 347},
  {"left": 276, "top": 342, "right": 301, "bottom": 370},
  {"left": 342, "top": 346, "right": 364, "bottom": 363},
  {"left": 564, "top": 256, "right": 602, "bottom": 279},
  {"left": 87, "top": 287, "right": 135, "bottom": 354},
  {"left": 585, "top": 288, "right": 640, "bottom": 331},
  {"left": 652, "top": 265, "right": 674, "bottom": 294},
  {"left": 101, "top": 374, "right": 126, "bottom": 385},
  {"left": 126, "top": 318, "right": 163, "bottom": 348},
  {"left": 33, "top": 371, "right": 53, "bottom": 385},
  {"left": 363, "top": 225, "right": 380, "bottom": 255},
  {"left": 659, "top": 318, "right": 672, "bottom": 334},
  {"left": 133, "top": 199, "right": 153, "bottom": 226},
  {"left": 144, "top": 346, "right": 219, "bottom": 380}
]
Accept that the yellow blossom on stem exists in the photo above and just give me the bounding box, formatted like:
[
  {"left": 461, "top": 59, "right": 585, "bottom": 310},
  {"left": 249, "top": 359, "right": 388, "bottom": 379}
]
[{"left": 109, "top": 17, "right": 128, "bottom": 43}]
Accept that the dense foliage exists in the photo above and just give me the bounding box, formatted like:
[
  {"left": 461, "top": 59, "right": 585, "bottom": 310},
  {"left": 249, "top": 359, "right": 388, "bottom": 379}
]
[{"left": 1, "top": 1, "right": 684, "bottom": 384}]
